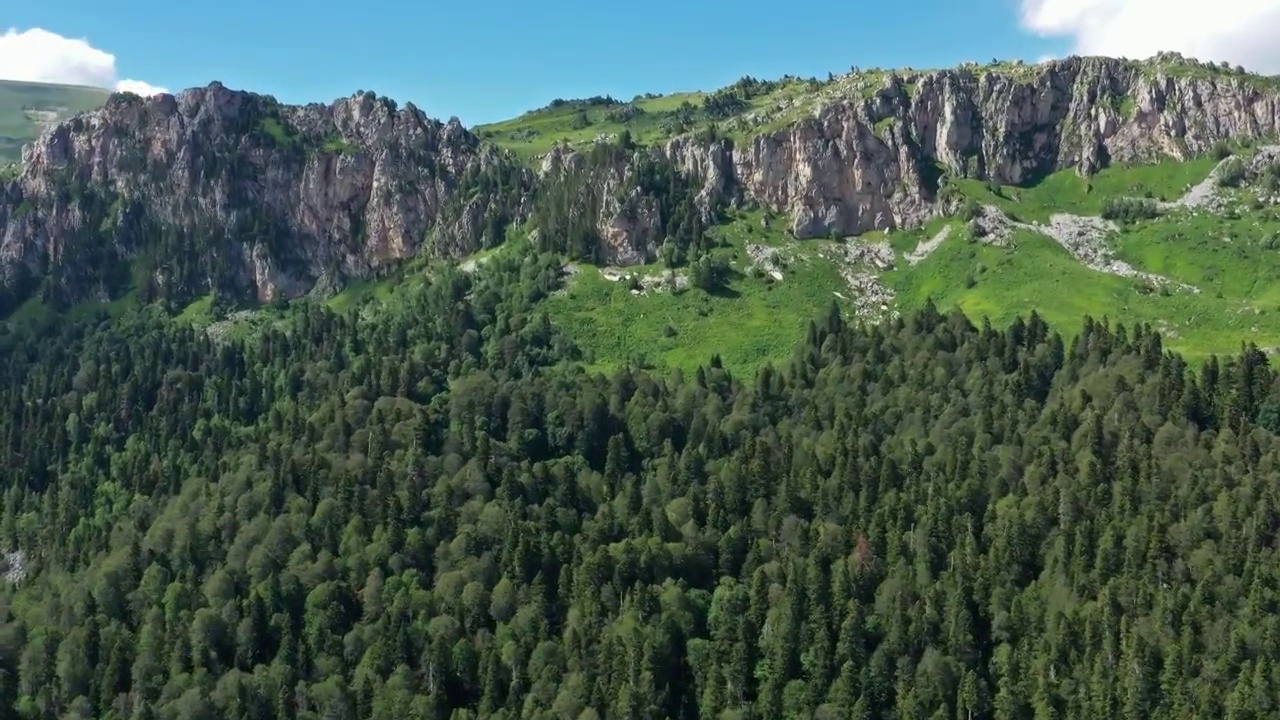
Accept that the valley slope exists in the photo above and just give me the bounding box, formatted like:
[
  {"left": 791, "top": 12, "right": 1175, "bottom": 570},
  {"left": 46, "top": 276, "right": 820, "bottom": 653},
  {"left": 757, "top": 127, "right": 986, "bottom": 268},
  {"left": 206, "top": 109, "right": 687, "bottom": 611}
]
[{"left": 7, "top": 54, "right": 1280, "bottom": 720}]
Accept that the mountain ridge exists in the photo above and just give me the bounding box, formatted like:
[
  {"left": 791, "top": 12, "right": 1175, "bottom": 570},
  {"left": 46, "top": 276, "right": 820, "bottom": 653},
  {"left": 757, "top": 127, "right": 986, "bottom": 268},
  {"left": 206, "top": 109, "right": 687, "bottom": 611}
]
[
  {"left": 0, "top": 82, "right": 528, "bottom": 310},
  {"left": 2, "top": 53, "right": 1279, "bottom": 352}
]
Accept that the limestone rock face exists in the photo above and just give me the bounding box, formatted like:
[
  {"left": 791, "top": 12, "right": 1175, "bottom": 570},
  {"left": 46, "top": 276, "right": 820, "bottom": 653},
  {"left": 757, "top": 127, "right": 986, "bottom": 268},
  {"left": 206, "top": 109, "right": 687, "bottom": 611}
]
[
  {"left": 664, "top": 136, "right": 736, "bottom": 219},
  {"left": 663, "top": 56, "right": 1280, "bottom": 239},
  {"left": 3, "top": 56, "right": 1278, "bottom": 301},
  {"left": 537, "top": 143, "right": 670, "bottom": 265},
  {"left": 0, "top": 82, "right": 527, "bottom": 304}
]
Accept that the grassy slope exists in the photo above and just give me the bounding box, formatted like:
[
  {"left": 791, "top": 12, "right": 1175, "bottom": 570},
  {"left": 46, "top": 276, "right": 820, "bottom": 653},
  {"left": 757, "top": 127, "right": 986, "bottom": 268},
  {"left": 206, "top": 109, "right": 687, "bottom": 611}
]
[
  {"left": 476, "top": 93, "right": 706, "bottom": 162},
  {"left": 0, "top": 80, "right": 110, "bottom": 164},
  {"left": 544, "top": 154, "right": 1280, "bottom": 370},
  {"left": 543, "top": 211, "right": 849, "bottom": 372},
  {"left": 892, "top": 158, "right": 1280, "bottom": 363},
  {"left": 886, "top": 225, "right": 1280, "bottom": 363},
  {"left": 955, "top": 157, "right": 1220, "bottom": 221}
]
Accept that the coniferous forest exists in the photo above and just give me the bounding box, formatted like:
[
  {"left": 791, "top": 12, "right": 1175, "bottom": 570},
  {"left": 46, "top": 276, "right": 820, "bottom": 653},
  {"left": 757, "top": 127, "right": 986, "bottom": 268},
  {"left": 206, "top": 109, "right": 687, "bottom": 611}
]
[{"left": 2, "top": 250, "right": 1280, "bottom": 720}]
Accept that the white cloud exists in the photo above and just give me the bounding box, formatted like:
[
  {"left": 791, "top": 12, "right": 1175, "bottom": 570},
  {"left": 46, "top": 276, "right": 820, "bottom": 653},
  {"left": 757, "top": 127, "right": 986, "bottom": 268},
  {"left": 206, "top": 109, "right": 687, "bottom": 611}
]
[
  {"left": 0, "top": 27, "right": 167, "bottom": 95},
  {"left": 114, "top": 79, "right": 168, "bottom": 97},
  {"left": 1020, "top": 0, "right": 1280, "bottom": 74}
]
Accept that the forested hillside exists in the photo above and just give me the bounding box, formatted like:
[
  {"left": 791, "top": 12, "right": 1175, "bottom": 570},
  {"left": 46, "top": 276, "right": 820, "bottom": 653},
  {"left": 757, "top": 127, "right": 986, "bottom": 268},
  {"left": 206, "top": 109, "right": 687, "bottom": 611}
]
[{"left": 1, "top": 250, "right": 1279, "bottom": 720}]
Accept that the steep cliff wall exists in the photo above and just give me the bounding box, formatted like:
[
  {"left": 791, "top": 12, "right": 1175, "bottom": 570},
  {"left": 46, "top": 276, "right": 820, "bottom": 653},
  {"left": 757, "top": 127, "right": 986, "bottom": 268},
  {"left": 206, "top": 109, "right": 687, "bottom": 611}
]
[
  {"left": 667, "top": 56, "right": 1280, "bottom": 239},
  {"left": 536, "top": 141, "right": 723, "bottom": 265},
  {"left": 0, "top": 82, "right": 529, "bottom": 307},
  {"left": 2, "top": 56, "right": 1278, "bottom": 308}
]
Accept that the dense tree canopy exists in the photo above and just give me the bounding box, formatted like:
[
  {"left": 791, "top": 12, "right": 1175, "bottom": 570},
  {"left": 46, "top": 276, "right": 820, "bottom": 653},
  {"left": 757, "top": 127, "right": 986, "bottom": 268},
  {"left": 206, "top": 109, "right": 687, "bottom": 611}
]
[{"left": 1, "top": 250, "right": 1279, "bottom": 720}]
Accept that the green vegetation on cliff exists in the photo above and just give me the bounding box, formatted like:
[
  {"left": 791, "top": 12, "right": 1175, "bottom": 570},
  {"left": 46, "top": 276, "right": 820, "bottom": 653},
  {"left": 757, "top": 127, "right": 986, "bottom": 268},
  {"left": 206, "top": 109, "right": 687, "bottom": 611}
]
[
  {"left": 475, "top": 74, "right": 838, "bottom": 160},
  {"left": 475, "top": 54, "right": 1280, "bottom": 165}
]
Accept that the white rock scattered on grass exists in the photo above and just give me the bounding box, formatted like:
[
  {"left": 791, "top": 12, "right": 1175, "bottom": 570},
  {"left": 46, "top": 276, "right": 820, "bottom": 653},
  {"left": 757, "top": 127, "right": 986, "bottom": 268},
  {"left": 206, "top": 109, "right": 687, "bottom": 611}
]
[
  {"left": 1158, "top": 145, "right": 1280, "bottom": 212},
  {"left": 906, "top": 225, "right": 953, "bottom": 265},
  {"left": 599, "top": 266, "right": 689, "bottom": 295},
  {"left": 966, "top": 205, "right": 1018, "bottom": 247},
  {"left": 967, "top": 204, "right": 1199, "bottom": 293},
  {"left": 821, "top": 240, "right": 898, "bottom": 321},
  {"left": 746, "top": 243, "right": 787, "bottom": 280},
  {"left": 1032, "top": 213, "right": 1199, "bottom": 293},
  {"left": 1, "top": 549, "right": 27, "bottom": 584}
]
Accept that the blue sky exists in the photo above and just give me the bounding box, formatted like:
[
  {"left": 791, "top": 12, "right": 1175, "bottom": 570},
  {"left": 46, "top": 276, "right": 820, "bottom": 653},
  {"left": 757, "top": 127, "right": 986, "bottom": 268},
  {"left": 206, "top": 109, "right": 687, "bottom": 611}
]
[{"left": 5, "top": 0, "right": 1278, "bottom": 125}]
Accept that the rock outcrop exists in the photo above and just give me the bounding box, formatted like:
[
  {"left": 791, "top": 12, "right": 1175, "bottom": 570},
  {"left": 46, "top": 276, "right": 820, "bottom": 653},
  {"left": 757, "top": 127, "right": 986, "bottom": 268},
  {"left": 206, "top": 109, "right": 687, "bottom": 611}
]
[
  {"left": 539, "top": 144, "right": 661, "bottom": 265},
  {"left": 0, "top": 82, "right": 529, "bottom": 306},
  {"left": 536, "top": 141, "right": 715, "bottom": 265}
]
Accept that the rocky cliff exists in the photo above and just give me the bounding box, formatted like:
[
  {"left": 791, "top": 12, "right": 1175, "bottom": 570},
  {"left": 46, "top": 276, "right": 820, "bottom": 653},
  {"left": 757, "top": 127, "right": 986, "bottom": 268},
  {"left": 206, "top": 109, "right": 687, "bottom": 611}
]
[
  {"left": 2, "top": 55, "right": 1278, "bottom": 308},
  {"left": 536, "top": 140, "right": 725, "bottom": 265},
  {"left": 0, "top": 82, "right": 529, "bottom": 308},
  {"left": 663, "top": 55, "right": 1280, "bottom": 239}
]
